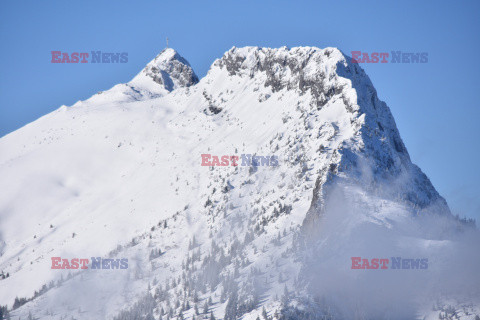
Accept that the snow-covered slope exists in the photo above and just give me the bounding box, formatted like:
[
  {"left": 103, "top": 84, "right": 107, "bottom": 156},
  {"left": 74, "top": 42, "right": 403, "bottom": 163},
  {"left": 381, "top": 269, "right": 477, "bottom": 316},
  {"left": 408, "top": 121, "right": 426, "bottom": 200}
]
[{"left": 0, "top": 46, "right": 478, "bottom": 320}]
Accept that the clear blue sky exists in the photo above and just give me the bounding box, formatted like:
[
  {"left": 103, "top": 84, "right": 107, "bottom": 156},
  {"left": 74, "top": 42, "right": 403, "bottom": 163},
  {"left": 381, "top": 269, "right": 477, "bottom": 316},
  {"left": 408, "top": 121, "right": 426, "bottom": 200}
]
[{"left": 0, "top": 0, "right": 479, "bottom": 221}]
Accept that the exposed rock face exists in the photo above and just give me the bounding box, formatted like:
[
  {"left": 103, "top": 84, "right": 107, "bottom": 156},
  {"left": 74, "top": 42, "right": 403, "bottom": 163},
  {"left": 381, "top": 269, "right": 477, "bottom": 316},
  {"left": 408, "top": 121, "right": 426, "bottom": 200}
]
[
  {"left": 213, "top": 46, "right": 448, "bottom": 224},
  {"left": 134, "top": 48, "right": 199, "bottom": 91}
]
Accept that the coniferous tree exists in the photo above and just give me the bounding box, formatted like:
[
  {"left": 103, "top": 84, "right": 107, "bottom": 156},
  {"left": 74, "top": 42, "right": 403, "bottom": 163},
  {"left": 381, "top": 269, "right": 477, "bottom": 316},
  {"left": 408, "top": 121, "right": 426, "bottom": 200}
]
[
  {"left": 178, "top": 310, "right": 184, "bottom": 320},
  {"left": 224, "top": 289, "right": 238, "bottom": 320},
  {"left": 220, "top": 288, "right": 226, "bottom": 303},
  {"left": 0, "top": 305, "right": 10, "bottom": 320},
  {"left": 281, "top": 285, "right": 289, "bottom": 306},
  {"left": 262, "top": 306, "right": 268, "bottom": 320},
  {"left": 12, "top": 297, "right": 28, "bottom": 309}
]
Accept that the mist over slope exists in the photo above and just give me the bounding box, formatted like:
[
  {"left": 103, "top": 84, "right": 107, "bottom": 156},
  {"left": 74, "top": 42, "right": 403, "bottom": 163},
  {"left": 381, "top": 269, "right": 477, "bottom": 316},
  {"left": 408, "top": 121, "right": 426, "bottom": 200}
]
[{"left": 0, "top": 46, "right": 478, "bottom": 320}]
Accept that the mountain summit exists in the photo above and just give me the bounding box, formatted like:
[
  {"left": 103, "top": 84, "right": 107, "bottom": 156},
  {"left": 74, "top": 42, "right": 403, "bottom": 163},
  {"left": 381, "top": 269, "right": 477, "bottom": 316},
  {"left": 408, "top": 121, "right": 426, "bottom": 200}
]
[
  {"left": 0, "top": 46, "right": 477, "bottom": 320},
  {"left": 130, "top": 48, "right": 199, "bottom": 91},
  {"left": 73, "top": 48, "right": 198, "bottom": 107}
]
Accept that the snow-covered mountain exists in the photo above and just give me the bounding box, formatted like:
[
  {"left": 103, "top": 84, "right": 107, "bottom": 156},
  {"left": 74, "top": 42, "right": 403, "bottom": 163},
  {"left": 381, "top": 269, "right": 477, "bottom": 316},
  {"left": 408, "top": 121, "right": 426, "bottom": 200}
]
[{"left": 0, "top": 46, "right": 478, "bottom": 320}]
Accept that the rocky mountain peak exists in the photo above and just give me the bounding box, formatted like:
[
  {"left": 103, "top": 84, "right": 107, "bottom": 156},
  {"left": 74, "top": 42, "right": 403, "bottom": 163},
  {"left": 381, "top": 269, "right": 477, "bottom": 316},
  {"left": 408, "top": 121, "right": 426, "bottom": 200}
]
[
  {"left": 203, "top": 46, "right": 448, "bottom": 216},
  {"left": 131, "top": 48, "right": 199, "bottom": 92}
]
